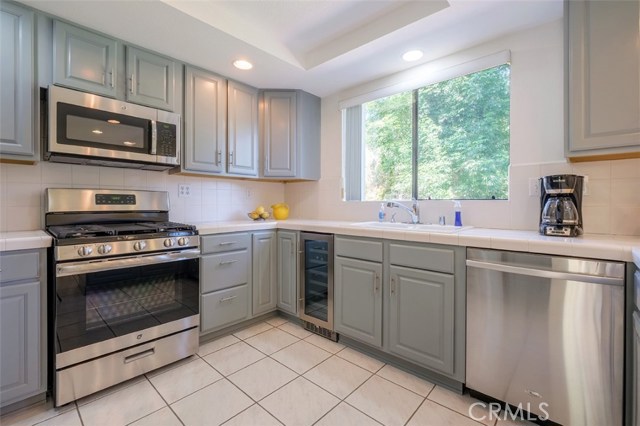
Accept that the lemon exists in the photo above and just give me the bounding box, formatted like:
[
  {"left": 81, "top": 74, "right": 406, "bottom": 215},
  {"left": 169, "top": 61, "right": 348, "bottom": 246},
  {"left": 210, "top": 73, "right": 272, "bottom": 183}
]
[
  {"left": 249, "top": 212, "right": 259, "bottom": 220},
  {"left": 260, "top": 212, "right": 270, "bottom": 219},
  {"left": 255, "top": 206, "right": 265, "bottom": 215}
]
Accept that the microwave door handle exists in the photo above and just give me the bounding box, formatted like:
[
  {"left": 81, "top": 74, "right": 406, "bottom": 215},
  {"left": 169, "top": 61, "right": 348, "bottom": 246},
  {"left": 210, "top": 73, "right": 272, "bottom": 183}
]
[{"left": 150, "top": 121, "right": 157, "bottom": 155}]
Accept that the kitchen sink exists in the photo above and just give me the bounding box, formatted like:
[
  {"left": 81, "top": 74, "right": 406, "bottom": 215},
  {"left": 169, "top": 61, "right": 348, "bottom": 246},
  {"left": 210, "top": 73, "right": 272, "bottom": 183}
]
[{"left": 352, "top": 221, "right": 472, "bottom": 233}]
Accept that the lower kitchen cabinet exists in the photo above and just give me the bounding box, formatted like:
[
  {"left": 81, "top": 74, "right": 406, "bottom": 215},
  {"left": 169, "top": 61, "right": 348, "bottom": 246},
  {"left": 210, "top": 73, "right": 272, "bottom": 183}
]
[
  {"left": 335, "top": 257, "right": 382, "bottom": 347},
  {"left": 252, "top": 231, "right": 277, "bottom": 316},
  {"left": 276, "top": 230, "right": 297, "bottom": 315},
  {"left": 388, "top": 265, "right": 454, "bottom": 374},
  {"left": 0, "top": 249, "right": 46, "bottom": 409},
  {"left": 201, "top": 285, "right": 251, "bottom": 332}
]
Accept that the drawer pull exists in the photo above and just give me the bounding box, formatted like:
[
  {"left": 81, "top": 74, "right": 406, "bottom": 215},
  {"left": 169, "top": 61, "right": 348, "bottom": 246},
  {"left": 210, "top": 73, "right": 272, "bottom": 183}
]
[
  {"left": 218, "top": 242, "right": 235, "bottom": 246},
  {"left": 123, "top": 348, "right": 155, "bottom": 364},
  {"left": 219, "top": 295, "right": 238, "bottom": 303},
  {"left": 218, "top": 260, "right": 239, "bottom": 266}
]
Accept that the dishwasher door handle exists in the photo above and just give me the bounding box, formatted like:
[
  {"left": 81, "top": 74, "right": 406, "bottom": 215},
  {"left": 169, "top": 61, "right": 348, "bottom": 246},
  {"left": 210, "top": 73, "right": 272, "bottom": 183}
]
[{"left": 466, "top": 259, "right": 624, "bottom": 286}]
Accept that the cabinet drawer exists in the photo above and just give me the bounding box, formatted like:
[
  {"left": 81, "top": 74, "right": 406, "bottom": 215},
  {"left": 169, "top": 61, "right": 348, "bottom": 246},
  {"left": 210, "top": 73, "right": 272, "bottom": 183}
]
[
  {"left": 335, "top": 237, "right": 383, "bottom": 262},
  {"left": 0, "top": 251, "right": 40, "bottom": 283},
  {"left": 389, "top": 243, "right": 454, "bottom": 274},
  {"left": 201, "top": 250, "right": 250, "bottom": 293},
  {"left": 201, "top": 233, "right": 250, "bottom": 254},
  {"left": 201, "top": 285, "right": 250, "bottom": 333}
]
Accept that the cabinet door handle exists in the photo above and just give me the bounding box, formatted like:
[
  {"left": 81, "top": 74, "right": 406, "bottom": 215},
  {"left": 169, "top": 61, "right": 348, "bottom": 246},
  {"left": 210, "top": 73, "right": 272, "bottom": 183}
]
[
  {"left": 218, "top": 259, "right": 238, "bottom": 266},
  {"left": 229, "top": 151, "right": 234, "bottom": 165},
  {"left": 391, "top": 277, "right": 396, "bottom": 295},
  {"left": 375, "top": 274, "right": 380, "bottom": 292},
  {"left": 217, "top": 150, "right": 222, "bottom": 166},
  {"left": 219, "top": 295, "right": 237, "bottom": 303},
  {"left": 129, "top": 74, "right": 135, "bottom": 94},
  {"left": 109, "top": 71, "right": 114, "bottom": 88}
]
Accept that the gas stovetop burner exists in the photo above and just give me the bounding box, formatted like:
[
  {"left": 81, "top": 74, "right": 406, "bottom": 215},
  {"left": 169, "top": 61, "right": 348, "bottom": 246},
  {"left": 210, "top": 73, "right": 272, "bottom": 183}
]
[{"left": 48, "top": 221, "right": 197, "bottom": 240}]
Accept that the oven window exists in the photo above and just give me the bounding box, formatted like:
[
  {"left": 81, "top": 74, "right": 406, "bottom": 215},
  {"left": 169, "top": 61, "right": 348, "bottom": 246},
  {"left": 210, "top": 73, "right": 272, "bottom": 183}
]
[
  {"left": 55, "top": 259, "right": 199, "bottom": 354},
  {"left": 57, "top": 102, "right": 150, "bottom": 154}
]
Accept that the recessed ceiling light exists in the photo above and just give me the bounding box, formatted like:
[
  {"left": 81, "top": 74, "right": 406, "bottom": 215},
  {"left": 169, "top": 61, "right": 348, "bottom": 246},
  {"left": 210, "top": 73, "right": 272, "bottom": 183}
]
[
  {"left": 233, "top": 59, "right": 253, "bottom": 70},
  {"left": 402, "top": 50, "right": 423, "bottom": 62},
  {"left": 92, "top": 129, "right": 103, "bottom": 134},
  {"left": 123, "top": 141, "right": 136, "bottom": 146},
  {"left": 107, "top": 119, "right": 120, "bottom": 124}
]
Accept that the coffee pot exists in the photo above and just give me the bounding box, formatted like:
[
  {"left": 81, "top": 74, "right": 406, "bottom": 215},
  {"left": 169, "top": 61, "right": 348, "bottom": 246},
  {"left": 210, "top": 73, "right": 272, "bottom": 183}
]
[{"left": 539, "top": 175, "right": 584, "bottom": 236}]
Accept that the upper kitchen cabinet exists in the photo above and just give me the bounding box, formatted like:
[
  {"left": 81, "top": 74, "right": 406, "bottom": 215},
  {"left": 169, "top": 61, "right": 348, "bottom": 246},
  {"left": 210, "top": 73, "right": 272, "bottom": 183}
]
[
  {"left": 261, "top": 90, "right": 320, "bottom": 180},
  {"left": 0, "top": 2, "right": 36, "bottom": 160},
  {"left": 53, "top": 20, "right": 118, "bottom": 98},
  {"left": 126, "top": 46, "right": 175, "bottom": 110},
  {"left": 228, "top": 80, "right": 259, "bottom": 176},
  {"left": 566, "top": 0, "right": 640, "bottom": 160},
  {"left": 53, "top": 20, "right": 179, "bottom": 111},
  {"left": 183, "top": 66, "right": 227, "bottom": 174}
]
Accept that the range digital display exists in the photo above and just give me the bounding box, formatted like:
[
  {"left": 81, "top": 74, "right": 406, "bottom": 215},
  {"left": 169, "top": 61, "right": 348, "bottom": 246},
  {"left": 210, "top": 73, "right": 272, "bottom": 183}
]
[{"left": 95, "top": 194, "right": 136, "bottom": 205}]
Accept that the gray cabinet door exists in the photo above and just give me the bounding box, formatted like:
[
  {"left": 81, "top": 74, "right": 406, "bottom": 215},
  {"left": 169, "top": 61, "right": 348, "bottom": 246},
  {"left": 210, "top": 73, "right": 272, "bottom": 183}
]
[
  {"left": 0, "top": 3, "right": 35, "bottom": 158},
  {"left": 388, "top": 265, "right": 454, "bottom": 374},
  {"left": 567, "top": 0, "right": 640, "bottom": 157},
  {"left": 277, "top": 231, "right": 297, "bottom": 314},
  {"left": 126, "top": 46, "right": 175, "bottom": 111},
  {"left": 201, "top": 285, "right": 251, "bottom": 334},
  {"left": 0, "top": 280, "right": 40, "bottom": 405},
  {"left": 263, "top": 91, "right": 296, "bottom": 177},
  {"left": 53, "top": 21, "right": 117, "bottom": 97},
  {"left": 252, "top": 231, "right": 277, "bottom": 315},
  {"left": 335, "top": 257, "right": 382, "bottom": 347},
  {"left": 228, "top": 80, "right": 258, "bottom": 176},
  {"left": 184, "top": 66, "right": 227, "bottom": 173}
]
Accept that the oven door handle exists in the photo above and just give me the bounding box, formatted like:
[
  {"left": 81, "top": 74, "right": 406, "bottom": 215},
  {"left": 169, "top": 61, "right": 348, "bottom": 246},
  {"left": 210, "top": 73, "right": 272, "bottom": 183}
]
[{"left": 56, "top": 249, "right": 200, "bottom": 277}]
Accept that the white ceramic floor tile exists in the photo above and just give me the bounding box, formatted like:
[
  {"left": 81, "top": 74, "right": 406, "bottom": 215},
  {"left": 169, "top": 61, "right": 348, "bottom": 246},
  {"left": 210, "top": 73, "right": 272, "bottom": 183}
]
[
  {"left": 376, "top": 365, "right": 435, "bottom": 397},
  {"left": 278, "top": 322, "right": 312, "bottom": 339},
  {"left": 407, "top": 399, "right": 483, "bottom": 426},
  {"left": 76, "top": 376, "right": 147, "bottom": 406},
  {"left": 337, "top": 347, "right": 385, "bottom": 373},
  {"left": 304, "top": 334, "right": 345, "bottom": 354},
  {"left": 145, "top": 356, "right": 198, "bottom": 379},
  {"left": 227, "top": 357, "right": 297, "bottom": 401},
  {"left": 78, "top": 379, "right": 166, "bottom": 426},
  {"left": 171, "top": 379, "right": 253, "bottom": 426},
  {"left": 315, "top": 403, "right": 382, "bottom": 426},
  {"left": 149, "top": 357, "right": 223, "bottom": 403},
  {"left": 222, "top": 404, "right": 282, "bottom": 426},
  {"left": 202, "top": 341, "right": 265, "bottom": 376},
  {"left": 244, "top": 328, "right": 299, "bottom": 355},
  {"left": 265, "top": 317, "right": 289, "bottom": 327},
  {"left": 128, "top": 407, "right": 182, "bottom": 426},
  {"left": 428, "top": 386, "right": 494, "bottom": 426},
  {"left": 304, "top": 356, "right": 372, "bottom": 399},
  {"left": 233, "top": 322, "right": 273, "bottom": 340},
  {"left": 34, "top": 408, "right": 82, "bottom": 426},
  {"left": 260, "top": 377, "right": 339, "bottom": 426},
  {"left": 197, "top": 335, "right": 241, "bottom": 357},
  {"left": 271, "top": 340, "right": 332, "bottom": 374},
  {"left": 346, "top": 375, "right": 424, "bottom": 426},
  {"left": 0, "top": 400, "right": 76, "bottom": 426}
]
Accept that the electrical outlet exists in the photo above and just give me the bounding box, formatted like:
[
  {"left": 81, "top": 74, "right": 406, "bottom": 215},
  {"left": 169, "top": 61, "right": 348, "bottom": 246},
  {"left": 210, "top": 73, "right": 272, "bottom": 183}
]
[
  {"left": 178, "top": 184, "right": 191, "bottom": 198},
  {"left": 528, "top": 177, "right": 540, "bottom": 197}
]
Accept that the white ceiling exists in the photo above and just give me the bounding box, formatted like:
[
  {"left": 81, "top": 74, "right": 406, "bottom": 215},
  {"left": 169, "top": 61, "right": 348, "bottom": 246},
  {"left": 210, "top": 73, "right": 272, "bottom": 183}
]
[{"left": 22, "top": 0, "right": 563, "bottom": 97}]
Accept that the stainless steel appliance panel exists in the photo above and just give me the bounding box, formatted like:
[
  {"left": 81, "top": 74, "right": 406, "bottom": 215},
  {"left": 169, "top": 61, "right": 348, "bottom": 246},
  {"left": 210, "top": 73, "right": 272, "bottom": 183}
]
[
  {"left": 466, "top": 248, "right": 624, "bottom": 426},
  {"left": 634, "top": 311, "right": 640, "bottom": 426},
  {"left": 299, "top": 232, "right": 334, "bottom": 331}
]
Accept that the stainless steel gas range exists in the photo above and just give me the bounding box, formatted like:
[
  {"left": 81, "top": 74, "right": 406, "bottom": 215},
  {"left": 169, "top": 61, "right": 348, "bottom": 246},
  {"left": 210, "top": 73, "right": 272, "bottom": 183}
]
[{"left": 45, "top": 188, "right": 200, "bottom": 406}]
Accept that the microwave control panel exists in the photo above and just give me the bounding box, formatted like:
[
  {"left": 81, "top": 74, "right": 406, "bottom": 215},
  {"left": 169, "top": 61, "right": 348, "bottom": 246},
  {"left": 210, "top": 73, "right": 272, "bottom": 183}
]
[{"left": 156, "top": 122, "right": 177, "bottom": 157}]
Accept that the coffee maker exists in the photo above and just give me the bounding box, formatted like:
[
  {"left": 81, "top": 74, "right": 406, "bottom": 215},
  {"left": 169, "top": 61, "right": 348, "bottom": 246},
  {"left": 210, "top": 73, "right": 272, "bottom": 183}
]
[{"left": 539, "top": 174, "right": 584, "bottom": 237}]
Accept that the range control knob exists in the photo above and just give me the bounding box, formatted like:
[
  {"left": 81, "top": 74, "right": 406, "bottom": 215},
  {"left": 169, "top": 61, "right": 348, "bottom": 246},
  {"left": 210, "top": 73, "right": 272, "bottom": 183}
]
[
  {"left": 178, "top": 237, "right": 190, "bottom": 246},
  {"left": 133, "top": 241, "right": 147, "bottom": 251},
  {"left": 164, "top": 238, "right": 175, "bottom": 248},
  {"left": 77, "top": 246, "right": 93, "bottom": 257},
  {"left": 97, "top": 244, "right": 112, "bottom": 255}
]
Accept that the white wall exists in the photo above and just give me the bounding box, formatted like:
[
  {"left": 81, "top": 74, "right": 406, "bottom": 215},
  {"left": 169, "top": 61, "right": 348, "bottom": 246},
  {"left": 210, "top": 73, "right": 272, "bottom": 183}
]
[
  {"left": 285, "top": 18, "right": 640, "bottom": 236},
  {"left": 0, "top": 162, "right": 285, "bottom": 231}
]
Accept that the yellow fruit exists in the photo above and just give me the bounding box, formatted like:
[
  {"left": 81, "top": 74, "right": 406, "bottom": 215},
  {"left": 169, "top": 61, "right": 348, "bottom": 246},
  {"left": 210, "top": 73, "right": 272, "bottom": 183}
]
[
  {"left": 260, "top": 212, "right": 270, "bottom": 219},
  {"left": 255, "top": 206, "right": 265, "bottom": 215},
  {"left": 249, "top": 212, "right": 259, "bottom": 220}
]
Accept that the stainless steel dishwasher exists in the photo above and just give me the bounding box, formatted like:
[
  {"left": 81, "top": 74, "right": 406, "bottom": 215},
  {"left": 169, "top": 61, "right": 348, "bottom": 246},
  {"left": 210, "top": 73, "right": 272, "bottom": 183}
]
[{"left": 466, "top": 248, "right": 624, "bottom": 426}]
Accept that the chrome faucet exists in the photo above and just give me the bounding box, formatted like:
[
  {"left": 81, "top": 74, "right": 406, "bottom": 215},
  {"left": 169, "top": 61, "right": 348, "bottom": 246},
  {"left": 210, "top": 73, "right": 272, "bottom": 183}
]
[{"left": 385, "top": 199, "right": 421, "bottom": 224}]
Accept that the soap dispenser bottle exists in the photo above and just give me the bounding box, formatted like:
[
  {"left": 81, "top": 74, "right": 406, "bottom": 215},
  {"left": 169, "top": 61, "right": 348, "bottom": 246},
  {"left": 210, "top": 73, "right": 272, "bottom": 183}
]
[
  {"left": 378, "top": 203, "right": 386, "bottom": 222},
  {"left": 453, "top": 201, "right": 463, "bottom": 227}
]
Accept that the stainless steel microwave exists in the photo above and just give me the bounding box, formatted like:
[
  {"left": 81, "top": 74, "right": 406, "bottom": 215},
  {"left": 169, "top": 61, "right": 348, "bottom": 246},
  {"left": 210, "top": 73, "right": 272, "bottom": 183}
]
[{"left": 46, "top": 85, "right": 180, "bottom": 170}]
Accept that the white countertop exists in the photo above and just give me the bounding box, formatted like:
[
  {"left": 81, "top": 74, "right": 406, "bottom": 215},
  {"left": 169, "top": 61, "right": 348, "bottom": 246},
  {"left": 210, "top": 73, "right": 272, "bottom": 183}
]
[
  {"left": 0, "top": 231, "right": 53, "bottom": 252},
  {"left": 198, "top": 219, "right": 640, "bottom": 262}
]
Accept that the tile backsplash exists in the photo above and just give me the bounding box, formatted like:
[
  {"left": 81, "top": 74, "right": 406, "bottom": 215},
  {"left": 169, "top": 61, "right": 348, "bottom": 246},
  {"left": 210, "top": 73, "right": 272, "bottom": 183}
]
[{"left": 0, "top": 162, "right": 285, "bottom": 232}]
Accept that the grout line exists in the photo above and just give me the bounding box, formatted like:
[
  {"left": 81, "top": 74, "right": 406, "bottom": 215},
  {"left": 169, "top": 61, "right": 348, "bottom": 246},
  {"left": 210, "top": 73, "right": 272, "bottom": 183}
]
[
  {"left": 403, "top": 397, "right": 427, "bottom": 426},
  {"left": 426, "top": 395, "right": 488, "bottom": 426}
]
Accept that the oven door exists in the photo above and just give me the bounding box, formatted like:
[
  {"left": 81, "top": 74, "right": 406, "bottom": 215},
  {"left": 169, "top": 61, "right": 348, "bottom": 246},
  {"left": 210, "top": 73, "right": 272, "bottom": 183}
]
[{"left": 53, "top": 250, "right": 199, "bottom": 369}]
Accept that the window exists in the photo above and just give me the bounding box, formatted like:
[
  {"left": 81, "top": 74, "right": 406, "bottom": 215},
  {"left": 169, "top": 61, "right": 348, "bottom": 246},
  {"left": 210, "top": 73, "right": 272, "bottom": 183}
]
[{"left": 344, "top": 63, "right": 510, "bottom": 201}]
